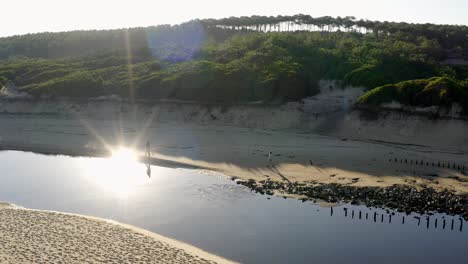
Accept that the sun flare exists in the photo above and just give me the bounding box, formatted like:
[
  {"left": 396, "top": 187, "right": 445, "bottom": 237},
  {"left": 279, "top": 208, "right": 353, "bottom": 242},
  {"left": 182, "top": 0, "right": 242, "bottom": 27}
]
[
  {"left": 83, "top": 147, "right": 149, "bottom": 198},
  {"left": 111, "top": 148, "right": 138, "bottom": 162}
]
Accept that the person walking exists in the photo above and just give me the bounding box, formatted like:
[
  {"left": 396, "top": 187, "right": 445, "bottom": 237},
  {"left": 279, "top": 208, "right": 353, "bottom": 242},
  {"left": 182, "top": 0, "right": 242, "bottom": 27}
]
[{"left": 146, "top": 140, "right": 151, "bottom": 158}]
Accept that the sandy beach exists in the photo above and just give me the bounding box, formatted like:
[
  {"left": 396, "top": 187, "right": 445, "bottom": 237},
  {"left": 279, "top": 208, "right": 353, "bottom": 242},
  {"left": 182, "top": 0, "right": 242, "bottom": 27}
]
[
  {"left": 0, "top": 87, "right": 467, "bottom": 198},
  {"left": 1, "top": 110, "right": 467, "bottom": 196},
  {"left": 0, "top": 203, "right": 236, "bottom": 264},
  {"left": 0, "top": 95, "right": 467, "bottom": 262}
]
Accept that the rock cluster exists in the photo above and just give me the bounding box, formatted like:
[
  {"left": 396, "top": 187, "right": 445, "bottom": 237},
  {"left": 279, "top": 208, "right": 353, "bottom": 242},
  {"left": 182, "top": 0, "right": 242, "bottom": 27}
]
[{"left": 237, "top": 179, "right": 468, "bottom": 220}]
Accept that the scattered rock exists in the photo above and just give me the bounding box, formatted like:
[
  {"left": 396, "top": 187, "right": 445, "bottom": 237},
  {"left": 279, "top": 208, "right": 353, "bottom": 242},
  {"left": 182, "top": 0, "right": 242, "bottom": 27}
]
[{"left": 238, "top": 178, "right": 468, "bottom": 220}]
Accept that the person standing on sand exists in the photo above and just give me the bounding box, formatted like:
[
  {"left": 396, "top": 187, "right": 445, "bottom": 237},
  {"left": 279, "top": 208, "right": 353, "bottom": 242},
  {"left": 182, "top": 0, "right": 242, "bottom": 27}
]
[
  {"left": 268, "top": 151, "right": 272, "bottom": 164},
  {"left": 146, "top": 140, "right": 151, "bottom": 158}
]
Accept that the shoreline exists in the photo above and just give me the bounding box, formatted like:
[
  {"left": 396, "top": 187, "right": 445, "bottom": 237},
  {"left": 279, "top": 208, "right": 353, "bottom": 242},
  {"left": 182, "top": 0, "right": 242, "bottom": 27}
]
[
  {"left": 0, "top": 202, "right": 237, "bottom": 264},
  {"left": 0, "top": 142, "right": 205, "bottom": 170},
  {"left": 236, "top": 179, "right": 468, "bottom": 220},
  {"left": 3, "top": 134, "right": 468, "bottom": 196},
  {"left": 1, "top": 104, "right": 468, "bottom": 219},
  {"left": 1, "top": 92, "right": 468, "bottom": 198},
  {"left": 2, "top": 144, "right": 468, "bottom": 220}
]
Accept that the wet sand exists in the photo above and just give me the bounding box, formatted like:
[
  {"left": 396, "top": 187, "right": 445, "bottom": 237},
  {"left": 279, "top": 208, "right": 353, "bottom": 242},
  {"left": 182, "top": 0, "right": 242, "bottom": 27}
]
[
  {"left": 1, "top": 109, "right": 468, "bottom": 262},
  {"left": 0, "top": 204, "right": 236, "bottom": 264},
  {"left": 1, "top": 114, "right": 467, "bottom": 196}
]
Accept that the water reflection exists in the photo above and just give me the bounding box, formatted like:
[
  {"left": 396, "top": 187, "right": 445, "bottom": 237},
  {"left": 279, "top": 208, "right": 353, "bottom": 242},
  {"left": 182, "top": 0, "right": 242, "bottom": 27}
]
[
  {"left": 83, "top": 148, "right": 149, "bottom": 198},
  {"left": 1, "top": 150, "right": 468, "bottom": 264},
  {"left": 145, "top": 141, "right": 152, "bottom": 178},
  {"left": 146, "top": 163, "right": 152, "bottom": 178},
  {"left": 331, "top": 206, "right": 465, "bottom": 233}
]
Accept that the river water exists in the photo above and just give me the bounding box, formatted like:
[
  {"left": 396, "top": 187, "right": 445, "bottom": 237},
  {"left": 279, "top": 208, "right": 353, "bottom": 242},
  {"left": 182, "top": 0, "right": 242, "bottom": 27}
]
[{"left": 0, "top": 150, "right": 466, "bottom": 264}]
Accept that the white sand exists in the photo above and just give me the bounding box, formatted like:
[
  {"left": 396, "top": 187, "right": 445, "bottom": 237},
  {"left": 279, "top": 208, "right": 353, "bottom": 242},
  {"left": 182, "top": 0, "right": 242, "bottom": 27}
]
[{"left": 0, "top": 204, "right": 236, "bottom": 264}]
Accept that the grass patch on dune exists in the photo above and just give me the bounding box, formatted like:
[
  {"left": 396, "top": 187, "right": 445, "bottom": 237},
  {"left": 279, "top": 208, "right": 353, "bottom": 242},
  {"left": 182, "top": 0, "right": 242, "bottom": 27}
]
[{"left": 357, "top": 77, "right": 468, "bottom": 112}]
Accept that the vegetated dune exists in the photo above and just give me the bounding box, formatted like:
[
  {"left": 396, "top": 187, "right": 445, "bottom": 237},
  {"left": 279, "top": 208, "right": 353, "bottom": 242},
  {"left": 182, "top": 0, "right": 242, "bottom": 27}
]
[
  {"left": 0, "top": 204, "right": 236, "bottom": 264},
  {"left": 356, "top": 77, "right": 468, "bottom": 115}
]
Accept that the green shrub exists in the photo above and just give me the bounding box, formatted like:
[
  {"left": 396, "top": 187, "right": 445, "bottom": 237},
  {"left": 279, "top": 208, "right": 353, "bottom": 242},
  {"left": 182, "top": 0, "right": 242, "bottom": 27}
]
[
  {"left": 0, "top": 22, "right": 466, "bottom": 103},
  {"left": 27, "top": 71, "right": 104, "bottom": 98},
  {"left": 357, "top": 77, "right": 468, "bottom": 112}
]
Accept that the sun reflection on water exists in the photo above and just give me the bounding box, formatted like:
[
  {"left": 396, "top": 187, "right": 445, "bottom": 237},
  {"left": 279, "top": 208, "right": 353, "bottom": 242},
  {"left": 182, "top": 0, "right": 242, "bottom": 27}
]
[{"left": 84, "top": 147, "right": 149, "bottom": 198}]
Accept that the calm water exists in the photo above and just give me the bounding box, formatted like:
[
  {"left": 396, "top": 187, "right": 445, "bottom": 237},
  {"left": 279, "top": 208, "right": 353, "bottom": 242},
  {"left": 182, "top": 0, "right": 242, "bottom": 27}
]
[{"left": 0, "top": 150, "right": 467, "bottom": 264}]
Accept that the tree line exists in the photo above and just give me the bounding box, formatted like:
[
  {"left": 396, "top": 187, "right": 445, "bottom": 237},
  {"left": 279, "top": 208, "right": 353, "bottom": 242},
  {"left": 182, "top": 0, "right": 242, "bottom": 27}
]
[
  {"left": 0, "top": 15, "right": 467, "bottom": 108},
  {"left": 202, "top": 15, "right": 468, "bottom": 50}
]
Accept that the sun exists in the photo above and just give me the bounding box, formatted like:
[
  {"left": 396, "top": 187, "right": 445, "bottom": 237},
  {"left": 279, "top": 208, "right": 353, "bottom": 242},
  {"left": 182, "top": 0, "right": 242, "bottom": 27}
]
[
  {"left": 111, "top": 148, "right": 138, "bottom": 163},
  {"left": 83, "top": 147, "right": 149, "bottom": 198}
]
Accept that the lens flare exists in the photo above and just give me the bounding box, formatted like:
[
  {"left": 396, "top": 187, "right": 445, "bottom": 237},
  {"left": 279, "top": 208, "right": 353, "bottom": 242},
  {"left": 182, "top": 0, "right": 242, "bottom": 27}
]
[{"left": 83, "top": 147, "right": 148, "bottom": 198}]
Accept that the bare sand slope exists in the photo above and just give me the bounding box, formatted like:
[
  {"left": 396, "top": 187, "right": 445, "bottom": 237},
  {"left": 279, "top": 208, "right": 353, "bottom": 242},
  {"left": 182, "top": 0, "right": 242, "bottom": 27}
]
[
  {"left": 0, "top": 84, "right": 467, "bottom": 195},
  {"left": 0, "top": 113, "right": 468, "bottom": 195},
  {"left": 0, "top": 204, "right": 236, "bottom": 264}
]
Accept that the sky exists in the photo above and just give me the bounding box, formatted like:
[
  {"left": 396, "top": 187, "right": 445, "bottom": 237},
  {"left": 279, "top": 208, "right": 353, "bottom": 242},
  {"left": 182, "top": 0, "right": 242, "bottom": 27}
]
[{"left": 1, "top": 0, "right": 467, "bottom": 37}]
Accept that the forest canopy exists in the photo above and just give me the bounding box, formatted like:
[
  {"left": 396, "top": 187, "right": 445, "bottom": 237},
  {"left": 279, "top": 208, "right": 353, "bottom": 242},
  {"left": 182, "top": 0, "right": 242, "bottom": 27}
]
[{"left": 0, "top": 15, "right": 467, "bottom": 104}]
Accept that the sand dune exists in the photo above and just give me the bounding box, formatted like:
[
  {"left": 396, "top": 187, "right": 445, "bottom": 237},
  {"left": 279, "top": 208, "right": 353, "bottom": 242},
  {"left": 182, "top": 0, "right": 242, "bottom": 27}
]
[{"left": 0, "top": 204, "right": 236, "bottom": 264}]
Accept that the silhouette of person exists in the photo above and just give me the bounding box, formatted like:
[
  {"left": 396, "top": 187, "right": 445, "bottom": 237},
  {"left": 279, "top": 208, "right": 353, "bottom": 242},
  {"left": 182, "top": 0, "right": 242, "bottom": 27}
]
[
  {"left": 146, "top": 164, "right": 151, "bottom": 178},
  {"left": 145, "top": 140, "right": 152, "bottom": 178},
  {"left": 146, "top": 140, "right": 151, "bottom": 158}
]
